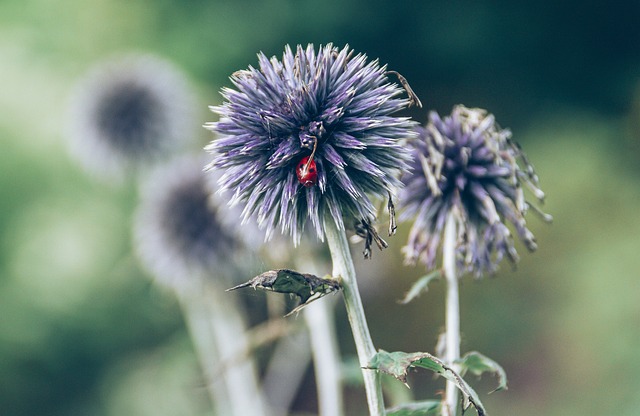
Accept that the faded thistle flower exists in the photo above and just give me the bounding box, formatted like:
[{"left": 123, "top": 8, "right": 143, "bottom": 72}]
[
  {"left": 205, "top": 44, "right": 419, "bottom": 248},
  {"left": 400, "top": 105, "right": 551, "bottom": 276},
  {"left": 134, "top": 155, "right": 247, "bottom": 290},
  {"left": 68, "top": 54, "right": 194, "bottom": 180}
]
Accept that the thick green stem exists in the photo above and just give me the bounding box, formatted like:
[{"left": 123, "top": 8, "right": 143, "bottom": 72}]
[
  {"left": 324, "top": 215, "right": 385, "bottom": 416},
  {"left": 443, "top": 213, "right": 460, "bottom": 416}
]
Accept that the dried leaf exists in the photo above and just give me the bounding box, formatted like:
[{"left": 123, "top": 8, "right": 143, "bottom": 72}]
[{"left": 227, "top": 269, "right": 341, "bottom": 315}]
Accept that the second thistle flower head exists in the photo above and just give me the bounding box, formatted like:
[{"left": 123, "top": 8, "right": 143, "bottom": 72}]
[
  {"left": 401, "top": 105, "right": 551, "bottom": 276},
  {"left": 68, "top": 54, "right": 194, "bottom": 181},
  {"left": 134, "top": 155, "right": 246, "bottom": 290},
  {"left": 205, "top": 44, "right": 418, "bottom": 244}
]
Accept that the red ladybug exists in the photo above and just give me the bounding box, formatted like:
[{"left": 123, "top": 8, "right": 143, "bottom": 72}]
[{"left": 296, "top": 156, "right": 318, "bottom": 187}]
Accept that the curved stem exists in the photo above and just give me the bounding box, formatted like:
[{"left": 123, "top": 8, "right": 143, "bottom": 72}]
[
  {"left": 324, "top": 215, "right": 385, "bottom": 416},
  {"left": 443, "top": 212, "right": 460, "bottom": 416}
]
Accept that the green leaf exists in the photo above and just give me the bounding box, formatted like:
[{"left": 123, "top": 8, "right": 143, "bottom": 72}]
[
  {"left": 387, "top": 400, "right": 441, "bottom": 415},
  {"left": 458, "top": 352, "right": 508, "bottom": 393},
  {"left": 368, "top": 350, "right": 487, "bottom": 416},
  {"left": 227, "top": 269, "right": 341, "bottom": 315},
  {"left": 399, "top": 270, "right": 442, "bottom": 304}
]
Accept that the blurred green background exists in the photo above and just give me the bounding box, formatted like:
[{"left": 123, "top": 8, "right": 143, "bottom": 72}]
[{"left": 1, "top": 1, "right": 640, "bottom": 415}]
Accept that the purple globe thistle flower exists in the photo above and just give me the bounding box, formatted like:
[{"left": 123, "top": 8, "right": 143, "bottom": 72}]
[
  {"left": 134, "top": 155, "right": 249, "bottom": 290},
  {"left": 68, "top": 54, "right": 194, "bottom": 181},
  {"left": 400, "top": 105, "right": 551, "bottom": 276},
  {"left": 205, "top": 44, "right": 420, "bottom": 246}
]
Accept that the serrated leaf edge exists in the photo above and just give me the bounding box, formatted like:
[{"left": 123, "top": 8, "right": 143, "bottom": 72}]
[{"left": 368, "top": 350, "right": 487, "bottom": 416}]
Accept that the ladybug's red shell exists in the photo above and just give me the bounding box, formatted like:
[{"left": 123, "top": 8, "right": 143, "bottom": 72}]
[{"left": 296, "top": 156, "right": 318, "bottom": 187}]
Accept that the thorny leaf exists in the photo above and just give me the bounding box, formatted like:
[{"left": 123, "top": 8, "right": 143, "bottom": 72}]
[
  {"left": 368, "top": 350, "right": 487, "bottom": 416},
  {"left": 227, "top": 269, "right": 341, "bottom": 315}
]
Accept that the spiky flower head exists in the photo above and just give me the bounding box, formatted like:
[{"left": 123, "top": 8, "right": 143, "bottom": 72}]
[
  {"left": 205, "top": 44, "right": 419, "bottom": 245},
  {"left": 68, "top": 54, "right": 194, "bottom": 181},
  {"left": 400, "top": 105, "right": 551, "bottom": 276},
  {"left": 134, "top": 155, "right": 246, "bottom": 290}
]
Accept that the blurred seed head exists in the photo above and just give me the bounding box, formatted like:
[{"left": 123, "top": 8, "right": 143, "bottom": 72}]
[
  {"left": 400, "top": 105, "right": 551, "bottom": 276},
  {"left": 205, "top": 43, "right": 418, "bottom": 244},
  {"left": 68, "top": 54, "right": 195, "bottom": 182},
  {"left": 134, "top": 155, "right": 248, "bottom": 291}
]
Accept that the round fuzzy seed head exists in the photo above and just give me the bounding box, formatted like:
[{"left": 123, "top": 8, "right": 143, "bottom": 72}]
[
  {"left": 400, "top": 105, "right": 550, "bottom": 276},
  {"left": 205, "top": 44, "right": 418, "bottom": 244},
  {"left": 134, "top": 155, "right": 243, "bottom": 290},
  {"left": 68, "top": 54, "right": 195, "bottom": 181}
]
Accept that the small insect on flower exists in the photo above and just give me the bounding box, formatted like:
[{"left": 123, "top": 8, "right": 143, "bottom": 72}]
[
  {"left": 205, "top": 43, "right": 420, "bottom": 246},
  {"left": 296, "top": 156, "right": 318, "bottom": 187}
]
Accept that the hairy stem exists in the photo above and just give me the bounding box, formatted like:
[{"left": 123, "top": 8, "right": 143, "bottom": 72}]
[
  {"left": 443, "top": 213, "right": 460, "bottom": 416},
  {"left": 324, "top": 215, "right": 385, "bottom": 416}
]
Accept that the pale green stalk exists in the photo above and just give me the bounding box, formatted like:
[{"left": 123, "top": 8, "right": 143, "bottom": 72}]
[
  {"left": 262, "top": 328, "right": 310, "bottom": 416},
  {"left": 261, "top": 248, "right": 344, "bottom": 416},
  {"left": 178, "top": 290, "right": 231, "bottom": 416},
  {"left": 179, "top": 281, "right": 270, "bottom": 416},
  {"left": 204, "top": 282, "right": 270, "bottom": 416},
  {"left": 324, "top": 215, "right": 385, "bottom": 416},
  {"left": 304, "top": 297, "right": 344, "bottom": 416},
  {"left": 297, "top": 256, "right": 344, "bottom": 416},
  {"left": 443, "top": 212, "right": 460, "bottom": 416}
]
